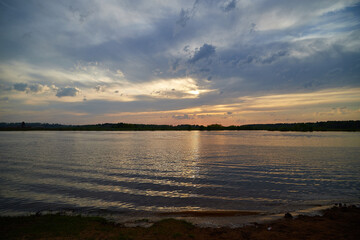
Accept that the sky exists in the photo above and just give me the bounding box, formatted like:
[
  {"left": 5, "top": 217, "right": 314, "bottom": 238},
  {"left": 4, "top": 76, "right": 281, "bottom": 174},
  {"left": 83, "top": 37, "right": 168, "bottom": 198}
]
[{"left": 0, "top": 0, "right": 360, "bottom": 125}]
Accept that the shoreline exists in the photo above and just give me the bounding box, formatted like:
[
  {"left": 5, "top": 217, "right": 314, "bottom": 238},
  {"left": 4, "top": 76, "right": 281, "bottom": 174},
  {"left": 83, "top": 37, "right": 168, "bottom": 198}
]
[
  {"left": 1, "top": 205, "right": 359, "bottom": 239},
  {"left": 1, "top": 120, "right": 359, "bottom": 132},
  {"left": 1, "top": 203, "right": 355, "bottom": 228},
  {"left": 0, "top": 203, "right": 339, "bottom": 228}
]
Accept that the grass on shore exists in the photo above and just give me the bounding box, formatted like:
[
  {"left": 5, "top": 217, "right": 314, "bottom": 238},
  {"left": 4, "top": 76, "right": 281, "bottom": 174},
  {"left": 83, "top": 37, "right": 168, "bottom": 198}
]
[{"left": 1, "top": 206, "right": 360, "bottom": 240}]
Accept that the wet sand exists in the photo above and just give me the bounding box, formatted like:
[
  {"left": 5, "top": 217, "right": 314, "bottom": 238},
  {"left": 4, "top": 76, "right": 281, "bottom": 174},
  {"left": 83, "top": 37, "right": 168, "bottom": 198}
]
[
  {"left": 158, "top": 210, "right": 261, "bottom": 217},
  {"left": 1, "top": 205, "right": 359, "bottom": 239}
]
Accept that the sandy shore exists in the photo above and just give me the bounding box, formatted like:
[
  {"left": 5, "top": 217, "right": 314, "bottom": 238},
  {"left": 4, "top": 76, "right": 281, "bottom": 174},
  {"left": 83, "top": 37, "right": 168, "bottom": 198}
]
[{"left": 1, "top": 205, "right": 359, "bottom": 239}]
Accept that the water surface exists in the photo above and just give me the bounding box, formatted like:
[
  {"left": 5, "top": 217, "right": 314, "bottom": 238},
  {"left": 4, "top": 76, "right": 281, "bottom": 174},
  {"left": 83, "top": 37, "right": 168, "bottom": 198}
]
[{"left": 0, "top": 131, "right": 359, "bottom": 218}]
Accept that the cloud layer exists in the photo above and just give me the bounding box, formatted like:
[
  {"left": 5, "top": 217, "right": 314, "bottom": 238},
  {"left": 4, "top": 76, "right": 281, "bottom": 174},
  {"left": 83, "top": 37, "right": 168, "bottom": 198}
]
[{"left": 0, "top": 0, "right": 359, "bottom": 124}]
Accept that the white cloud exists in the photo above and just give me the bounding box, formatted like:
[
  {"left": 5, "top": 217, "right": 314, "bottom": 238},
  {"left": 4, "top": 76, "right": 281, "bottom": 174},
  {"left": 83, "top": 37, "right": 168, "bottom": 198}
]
[
  {"left": 253, "top": 1, "right": 359, "bottom": 31},
  {"left": 1, "top": 61, "right": 213, "bottom": 102}
]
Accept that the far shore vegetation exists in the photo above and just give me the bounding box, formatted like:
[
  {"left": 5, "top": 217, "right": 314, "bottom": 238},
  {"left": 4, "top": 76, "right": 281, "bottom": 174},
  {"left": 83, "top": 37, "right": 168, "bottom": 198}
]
[{"left": 0, "top": 120, "right": 359, "bottom": 132}]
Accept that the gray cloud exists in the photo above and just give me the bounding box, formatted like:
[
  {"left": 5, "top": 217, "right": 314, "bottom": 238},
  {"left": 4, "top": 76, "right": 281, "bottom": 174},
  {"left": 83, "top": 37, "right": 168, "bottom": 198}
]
[
  {"left": 189, "top": 44, "right": 216, "bottom": 64},
  {"left": 172, "top": 114, "right": 194, "bottom": 120},
  {"left": 13, "top": 83, "right": 28, "bottom": 91},
  {"left": 237, "top": 50, "right": 289, "bottom": 66},
  {"left": 176, "top": 0, "right": 200, "bottom": 28},
  {"left": 222, "top": 0, "right": 237, "bottom": 12},
  {"left": 94, "top": 85, "right": 105, "bottom": 92},
  {"left": 169, "top": 58, "right": 181, "bottom": 73},
  {"left": 0, "top": 82, "right": 12, "bottom": 92},
  {"left": 177, "top": 8, "right": 191, "bottom": 28},
  {"left": 259, "top": 50, "right": 288, "bottom": 64},
  {"left": 56, "top": 87, "right": 80, "bottom": 97},
  {"left": 13, "top": 83, "right": 48, "bottom": 93},
  {"left": 68, "top": 5, "right": 92, "bottom": 23},
  {"left": 29, "top": 84, "right": 47, "bottom": 93}
]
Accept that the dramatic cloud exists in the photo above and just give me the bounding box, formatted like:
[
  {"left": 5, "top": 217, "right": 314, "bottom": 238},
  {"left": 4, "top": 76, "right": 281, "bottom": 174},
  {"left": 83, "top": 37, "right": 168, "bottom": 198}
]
[
  {"left": 0, "top": 0, "right": 359, "bottom": 124},
  {"left": 189, "top": 44, "right": 216, "bottom": 64}
]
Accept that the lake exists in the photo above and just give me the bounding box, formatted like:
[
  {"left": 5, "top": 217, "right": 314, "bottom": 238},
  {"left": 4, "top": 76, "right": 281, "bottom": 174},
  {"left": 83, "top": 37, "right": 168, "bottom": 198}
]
[{"left": 0, "top": 131, "right": 359, "bottom": 222}]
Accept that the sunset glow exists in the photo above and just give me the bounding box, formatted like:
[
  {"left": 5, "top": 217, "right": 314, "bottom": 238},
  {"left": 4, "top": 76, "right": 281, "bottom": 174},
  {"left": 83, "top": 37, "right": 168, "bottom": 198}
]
[{"left": 0, "top": 1, "right": 359, "bottom": 125}]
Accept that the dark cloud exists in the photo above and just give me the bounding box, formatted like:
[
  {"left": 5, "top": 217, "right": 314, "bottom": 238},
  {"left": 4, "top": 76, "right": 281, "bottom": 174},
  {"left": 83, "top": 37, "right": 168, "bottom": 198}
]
[
  {"left": 0, "top": 81, "right": 12, "bottom": 92},
  {"left": 259, "top": 50, "right": 288, "bottom": 64},
  {"left": 199, "top": 68, "right": 210, "bottom": 72},
  {"left": 222, "top": 0, "right": 237, "bottom": 12},
  {"left": 13, "top": 83, "right": 48, "bottom": 93},
  {"left": 177, "top": 8, "right": 191, "bottom": 27},
  {"left": 29, "top": 84, "right": 45, "bottom": 93},
  {"left": 94, "top": 85, "right": 105, "bottom": 92},
  {"left": 21, "top": 32, "right": 32, "bottom": 40},
  {"left": 169, "top": 58, "right": 181, "bottom": 72},
  {"left": 233, "top": 48, "right": 289, "bottom": 67},
  {"left": 249, "top": 23, "right": 256, "bottom": 33},
  {"left": 172, "top": 114, "right": 194, "bottom": 120},
  {"left": 176, "top": 0, "right": 200, "bottom": 28},
  {"left": 68, "top": 5, "right": 92, "bottom": 23},
  {"left": 197, "top": 114, "right": 213, "bottom": 119},
  {"left": 56, "top": 87, "right": 80, "bottom": 97},
  {"left": 189, "top": 44, "right": 216, "bottom": 64},
  {"left": 183, "top": 45, "right": 190, "bottom": 53},
  {"left": 13, "top": 83, "right": 28, "bottom": 91}
]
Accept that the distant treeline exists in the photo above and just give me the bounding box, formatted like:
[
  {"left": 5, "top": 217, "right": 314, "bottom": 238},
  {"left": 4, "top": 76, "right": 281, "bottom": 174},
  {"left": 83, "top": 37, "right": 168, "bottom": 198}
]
[{"left": 0, "top": 121, "right": 359, "bottom": 131}]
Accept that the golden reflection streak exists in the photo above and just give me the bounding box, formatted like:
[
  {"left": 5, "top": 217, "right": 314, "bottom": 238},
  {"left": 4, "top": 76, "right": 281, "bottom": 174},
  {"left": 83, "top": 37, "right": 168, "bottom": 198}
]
[
  {"left": 6, "top": 162, "right": 317, "bottom": 188},
  {"left": 183, "top": 131, "right": 200, "bottom": 180},
  {"left": 10, "top": 165, "right": 225, "bottom": 189},
  {"left": 2, "top": 173, "right": 284, "bottom": 203}
]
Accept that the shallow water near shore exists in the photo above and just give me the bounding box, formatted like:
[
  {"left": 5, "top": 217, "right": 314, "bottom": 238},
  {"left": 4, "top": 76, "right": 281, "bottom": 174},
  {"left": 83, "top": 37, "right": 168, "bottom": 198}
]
[{"left": 0, "top": 131, "right": 359, "bottom": 226}]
